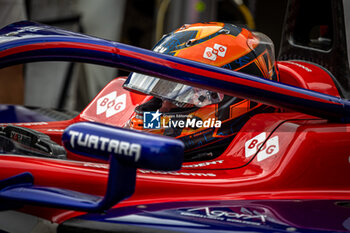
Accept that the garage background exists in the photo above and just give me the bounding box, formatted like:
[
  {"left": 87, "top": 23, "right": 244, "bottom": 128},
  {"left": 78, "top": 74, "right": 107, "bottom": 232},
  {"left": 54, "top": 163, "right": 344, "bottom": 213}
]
[{"left": 0, "top": 0, "right": 288, "bottom": 111}]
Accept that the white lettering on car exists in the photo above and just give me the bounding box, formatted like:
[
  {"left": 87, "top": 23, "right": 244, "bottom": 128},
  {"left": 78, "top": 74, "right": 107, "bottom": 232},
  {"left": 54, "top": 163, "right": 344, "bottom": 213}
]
[{"left": 68, "top": 130, "right": 141, "bottom": 161}]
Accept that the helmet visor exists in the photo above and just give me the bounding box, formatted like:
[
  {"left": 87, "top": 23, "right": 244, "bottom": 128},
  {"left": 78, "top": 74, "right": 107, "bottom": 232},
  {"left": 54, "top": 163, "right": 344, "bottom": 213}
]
[{"left": 124, "top": 73, "right": 224, "bottom": 107}]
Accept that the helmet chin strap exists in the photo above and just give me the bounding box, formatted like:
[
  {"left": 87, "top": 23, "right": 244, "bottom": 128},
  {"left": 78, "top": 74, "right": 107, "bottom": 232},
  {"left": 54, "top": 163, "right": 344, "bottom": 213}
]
[
  {"left": 159, "top": 100, "right": 178, "bottom": 113},
  {"left": 159, "top": 100, "right": 195, "bottom": 113}
]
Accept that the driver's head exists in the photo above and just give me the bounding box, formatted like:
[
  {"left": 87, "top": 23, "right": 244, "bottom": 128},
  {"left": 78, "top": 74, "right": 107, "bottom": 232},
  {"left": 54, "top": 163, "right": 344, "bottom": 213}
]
[{"left": 124, "top": 22, "right": 278, "bottom": 161}]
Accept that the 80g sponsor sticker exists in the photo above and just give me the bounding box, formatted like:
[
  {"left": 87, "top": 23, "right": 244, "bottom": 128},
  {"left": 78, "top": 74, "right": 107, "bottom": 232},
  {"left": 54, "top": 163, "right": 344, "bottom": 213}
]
[
  {"left": 96, "top": 91, "right": 126, "bottom": 118},
  {"left": 245, "top": 132, "right": 279, "bottom": 162}
]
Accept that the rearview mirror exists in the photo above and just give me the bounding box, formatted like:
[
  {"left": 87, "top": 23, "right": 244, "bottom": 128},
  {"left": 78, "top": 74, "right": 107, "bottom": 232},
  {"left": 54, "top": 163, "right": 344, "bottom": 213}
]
[{"left": 0, "top": 122, "right": 184, "bottom": 212}]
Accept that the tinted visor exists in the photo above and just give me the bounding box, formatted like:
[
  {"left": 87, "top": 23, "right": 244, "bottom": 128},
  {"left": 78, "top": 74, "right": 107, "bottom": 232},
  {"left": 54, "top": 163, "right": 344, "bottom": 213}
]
[{"left": 124, "top": 73, "right": 224, "bottom": 107}]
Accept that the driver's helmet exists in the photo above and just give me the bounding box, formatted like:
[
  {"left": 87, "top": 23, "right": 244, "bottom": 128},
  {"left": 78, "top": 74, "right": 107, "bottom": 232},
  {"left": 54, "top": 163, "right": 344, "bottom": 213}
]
[{"left": 124, "top": 22, "right": 278, "bottom": 161}]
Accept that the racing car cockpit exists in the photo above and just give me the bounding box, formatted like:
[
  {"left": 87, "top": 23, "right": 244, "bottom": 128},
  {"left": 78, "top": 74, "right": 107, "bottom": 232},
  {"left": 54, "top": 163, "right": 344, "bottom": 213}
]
[{"left": 0, "top": 0, "right": 350, "bottom": 230}]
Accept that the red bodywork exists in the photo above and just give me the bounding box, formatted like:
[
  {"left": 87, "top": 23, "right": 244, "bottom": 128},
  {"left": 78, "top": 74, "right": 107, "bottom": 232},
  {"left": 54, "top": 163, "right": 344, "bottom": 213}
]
[{"left": 0, "top": 60, "right": 349, "bottom": 223}]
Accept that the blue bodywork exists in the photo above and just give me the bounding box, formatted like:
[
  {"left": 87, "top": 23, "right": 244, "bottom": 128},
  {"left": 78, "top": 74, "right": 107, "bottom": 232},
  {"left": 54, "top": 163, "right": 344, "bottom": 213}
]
[
  {"left": 1, "top": 21, "right": 350, "bottom": 122},
  {"left": 0, "top": 105, "right": 54, "bottom": 123},
  {"left": 60, "top": 199, "right": 350, "bottom": 232},
  {"left": 62, "top": 122, "right": 184, "bottom": 170},
  {"left": 0, "top": 122, "right": 184, "bottom": 212}
]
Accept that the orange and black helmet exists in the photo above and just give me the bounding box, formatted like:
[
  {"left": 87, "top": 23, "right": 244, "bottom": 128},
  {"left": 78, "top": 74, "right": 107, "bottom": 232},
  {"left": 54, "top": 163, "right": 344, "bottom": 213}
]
[{"left": 124, "top": 22, "right": 278, "bottom": 161}]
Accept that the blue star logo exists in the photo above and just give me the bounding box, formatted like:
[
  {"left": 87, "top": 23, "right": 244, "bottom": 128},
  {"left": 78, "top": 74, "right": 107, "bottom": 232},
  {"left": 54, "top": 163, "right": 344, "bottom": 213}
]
[
  {"left": 150, "top": 110, "right": 162, "bottom": 122},
  {"left": 143, "top": 110, "right": 161, "bottom": 129}
]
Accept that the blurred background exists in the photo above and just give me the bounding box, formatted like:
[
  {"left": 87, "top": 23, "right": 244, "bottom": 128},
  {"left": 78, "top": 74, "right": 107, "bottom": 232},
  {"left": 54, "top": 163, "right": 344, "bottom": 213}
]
[{"left": 0, "top": 0, "right": 287, "bottom": 112}]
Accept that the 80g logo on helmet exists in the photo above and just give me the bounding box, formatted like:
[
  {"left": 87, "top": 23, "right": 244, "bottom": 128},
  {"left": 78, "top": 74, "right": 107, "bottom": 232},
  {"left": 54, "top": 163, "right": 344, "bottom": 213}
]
[{"left": 203, "top": 43, "right": 227, "bottom": 61}]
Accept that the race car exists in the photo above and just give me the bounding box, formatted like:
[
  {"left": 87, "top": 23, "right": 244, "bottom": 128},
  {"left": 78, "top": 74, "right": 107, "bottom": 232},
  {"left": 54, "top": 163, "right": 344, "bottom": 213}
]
[{"left": 0, "top": 0, "right": 349, "bottom": 232}]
